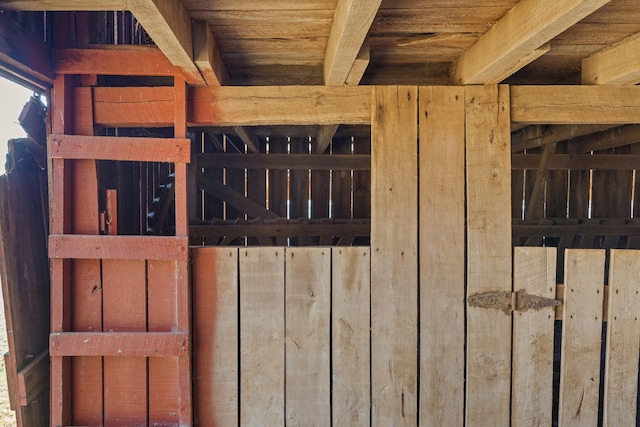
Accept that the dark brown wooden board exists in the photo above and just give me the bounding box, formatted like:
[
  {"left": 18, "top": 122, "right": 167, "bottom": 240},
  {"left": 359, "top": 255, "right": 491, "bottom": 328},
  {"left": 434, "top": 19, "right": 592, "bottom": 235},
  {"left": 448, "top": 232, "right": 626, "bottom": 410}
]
[
  {"left": 331, "top": 136, "right": 352, "bottom": 220},
  {"left": 268, "top": 136, "right": 289, "bottom": 218},
  {"left": 592, "top": 146, "right": 633, "bottom": 218}
]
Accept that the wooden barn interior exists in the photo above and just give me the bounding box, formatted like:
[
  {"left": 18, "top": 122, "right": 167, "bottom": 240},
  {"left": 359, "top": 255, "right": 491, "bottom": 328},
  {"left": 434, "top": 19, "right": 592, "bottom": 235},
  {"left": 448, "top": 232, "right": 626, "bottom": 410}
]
[{"left": 1, "top": 0, "right": 640, "bottom": 425}]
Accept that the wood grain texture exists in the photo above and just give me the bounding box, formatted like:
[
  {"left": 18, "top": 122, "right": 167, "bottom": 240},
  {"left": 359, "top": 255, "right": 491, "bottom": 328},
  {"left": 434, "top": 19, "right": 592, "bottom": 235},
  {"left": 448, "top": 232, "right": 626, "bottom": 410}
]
[
  {"left": 285, "top": 248, "right": 330, "bottom": 425},
  {"left": 558, "top": 249, "right": 605, "bottom": 427},
  {"left": 50, "top": 134, "right": 191, "bottom": 163},
  {"left": 370, "top": 86, "right": 418, "bottom": 426},
  {"left": 603, "top": 250, "right": 640, "bottom": 426},
  {"left": 511, "top": 85, "right": 640, "bottom": 124},
  {"left": 465, "top": 85, "right": 512, "bottom": 427},
  {"left": 582, "top": 32, "right": 640, "bottom": 85},
  {"left": 511, "top": 247, "right": 556, "bottom": 427},
  {"left": 102, "top": 259, "right": 147, "bottom": 426},
  {"left": 332, "top": 247, "right": 370, "bottom": 426},
  {"left": 419, "top": 85, "right": 465, "bottom": 427},
  {"left": 50, "top": 332, "right": 188, "bottom": 357},
  {"left": 240, "top": 248, "right": 285, "bottom": 426},
  {"left": 192, "top": 248, "right": 238, "bottom": 426},
  {"left": 48, "top": 235, "right": 189, "bottom": 260}
]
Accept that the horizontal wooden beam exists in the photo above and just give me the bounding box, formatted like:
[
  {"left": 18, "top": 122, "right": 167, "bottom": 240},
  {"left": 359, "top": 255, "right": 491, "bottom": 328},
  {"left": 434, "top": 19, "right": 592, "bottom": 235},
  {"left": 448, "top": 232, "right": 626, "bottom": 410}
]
[
  {"left": 511, "top": 86, "right": 640, "bottom": 124},
  {"left": 189, "top": 85, "right": 372, "bottom": 126},
  {"left": 16, "top": 350, "right": 48, "bottom": 407},
  {"left": 53, "top": 46, "right": 180, "bottom": 77},
  {"left": 50, "top": 134, "right": 191, "bottom": 163},
  {"left": 582, "top": 32, "right": 640, "bottom": 85},
  {"left": 197, "top": 153, "right": 370, "bottom": 170},
  {"left": 190, "top": 220, "right": 370, "bottom": 239},
  {"left": 0, "top": 12, "right": 53, "bottom": 90},
  {"left": 83, "top": 85, "right": 372, "bottom": 128},
  {"left": 452, "top": 0, "right": 611, "bottom": 84},
  {"left": 50, "top": 332, "right": 188, "bottom": 357},
  {"left": 48, "top": 235, "right": 189, "bottom": 260},
  {"left": 512, "top": 154, "right": 640, "bottom": 170}
]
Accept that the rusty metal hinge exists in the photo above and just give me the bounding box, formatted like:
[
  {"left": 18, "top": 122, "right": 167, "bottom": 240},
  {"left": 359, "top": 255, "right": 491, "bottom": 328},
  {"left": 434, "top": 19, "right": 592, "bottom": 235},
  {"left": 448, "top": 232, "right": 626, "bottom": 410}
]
[{"left": 468, "top": 290, "right": 560, "bottom": 315}]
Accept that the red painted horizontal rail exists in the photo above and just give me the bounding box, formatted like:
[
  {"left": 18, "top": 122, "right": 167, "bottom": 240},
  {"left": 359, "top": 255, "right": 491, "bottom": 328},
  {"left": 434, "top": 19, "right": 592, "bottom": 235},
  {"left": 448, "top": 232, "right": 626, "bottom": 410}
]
[
  {"left": 50, "top": 134, "right": 191, "bottom": 163},
  {"left": 48, "top": 235, "right": 189, "bottom": 260},
  {"left": 50, "top": 332, "right": 188, "bottom": 357}
]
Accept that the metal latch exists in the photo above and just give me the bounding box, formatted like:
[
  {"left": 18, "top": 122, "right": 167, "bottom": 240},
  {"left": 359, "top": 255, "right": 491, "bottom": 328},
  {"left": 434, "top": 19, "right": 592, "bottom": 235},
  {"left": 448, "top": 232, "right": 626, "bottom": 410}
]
[{"left": 468, "top": 290, "right": 560, "bottom": 315}]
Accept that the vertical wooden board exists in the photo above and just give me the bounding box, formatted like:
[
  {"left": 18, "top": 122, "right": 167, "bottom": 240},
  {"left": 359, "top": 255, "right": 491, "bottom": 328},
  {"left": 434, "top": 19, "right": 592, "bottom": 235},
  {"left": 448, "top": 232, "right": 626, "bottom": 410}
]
[
  {"left": 465, "top": 85, "right": 512, "bottom": 427},
  {"left": 545, "top": 143, "right": 569, "bottom": 218},
  {"left": 102, "top": 259, "right": 147, "bottom": 425},
  {"left": 558, "top": 249, "right": 605, "bottom": 427},
  {"left": 311, "top": 134, "right": 330, "bottom": 220},
  {"left": 225, "top": 135, "right": 245, "bottom": 221},
  {"left": 523, "top": 147, "right": 545, "bottom": 221},
  {"left": 289, "top": 137, "right": 310, "bottom": 220},
  {"left": 147, "top": 260, "right": 179, "bottom": 424},
  {"left": 240, "top": 248, "right": 285, "bottom": 426},
  {"left": 285, "top": 248, "right": 330, "bottom": 425},
  {"left": 247, "top": 137, "right": 267, "bottom": 223},
  {"left": 512, "top": 169, "right": 525, "bottom": 220},
  {"left": 511, "top": 247, "right": 557, "bottom": 426},
  {"left": 568, "top": 169, "right": 590, "bottom": 219},
  {"left": 332, "top": 247, "right": 370, "bottom": 426},
  {"left": 192, "top": 247, "right": 238, "bottom": 426},
  {"left": 331, "top": 136, "right": 352, "bottom": 219},
  {"left": 202, "top": 133, "right": 224, "bottom": 222},
  {"left": 268, "top": 137, "right": 288, "bottom": 218},
  {"left": 370, "top": 85, "right": 418, "bottom": 426},
  {"left": 603, "top": 249, "right": 640, "bottom": 426},
  {"left": 592, "top": 147, "right": 633, "bottom": 218},
  {"left": 419, "top": 85, "right": 465, "bottom": 427}
]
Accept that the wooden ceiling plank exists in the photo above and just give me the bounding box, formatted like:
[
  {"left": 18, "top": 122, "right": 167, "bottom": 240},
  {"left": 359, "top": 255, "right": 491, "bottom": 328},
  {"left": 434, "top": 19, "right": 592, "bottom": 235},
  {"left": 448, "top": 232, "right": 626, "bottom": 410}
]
[
  {"left": 452, "top": 0, "right": 612, "bottom": 85},
  {"left": 129, "top": 0, "right": 204, "bottom": 85},
  {"left": 192, "top": 20, "right": 229, "bottom": 86},
  {"left": 582, "top": 32, "right": 640, "bottom": 85},
  {"left": 324, "top": 0, "right": 382, "bottom": 85}
]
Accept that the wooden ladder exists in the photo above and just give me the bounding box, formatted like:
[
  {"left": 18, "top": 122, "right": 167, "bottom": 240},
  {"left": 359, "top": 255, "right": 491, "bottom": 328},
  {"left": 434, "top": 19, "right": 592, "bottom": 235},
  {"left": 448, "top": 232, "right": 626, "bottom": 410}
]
[{"left": 49, "top": 74, "right": 191, "bottom": 426}]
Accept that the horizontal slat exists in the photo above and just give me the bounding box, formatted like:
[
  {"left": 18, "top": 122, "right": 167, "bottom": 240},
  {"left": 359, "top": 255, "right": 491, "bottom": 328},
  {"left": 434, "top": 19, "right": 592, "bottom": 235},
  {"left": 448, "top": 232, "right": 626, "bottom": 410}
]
[
  {"left": 50, "top": 135, "right": 191, "bottom": 163},
  {"left": 86, "top": 85, "right": 372, "bottom": 128},
  {"left": 17, "top": 350, "right": 48, "bottom": 407},
  {"left": 190, "top": 221, "right": 370, "bottom": 238},
  {"left": 512, "top": 154, "right": 640, "bottom": 170},
  {"left": 511, "top": 86, "right": 640, "bottom": 124},
  {"left": 48, "top": 235, "right": 188, "bottom": 260},
  {"left": 50, "top": 332, "right": 188, "bottom": 357},
  {"left": 197, "top": 153, "right": 370, "bottom": 170},
  {"left": 53, "top": 46, "right": 180, "bottom": 77}
]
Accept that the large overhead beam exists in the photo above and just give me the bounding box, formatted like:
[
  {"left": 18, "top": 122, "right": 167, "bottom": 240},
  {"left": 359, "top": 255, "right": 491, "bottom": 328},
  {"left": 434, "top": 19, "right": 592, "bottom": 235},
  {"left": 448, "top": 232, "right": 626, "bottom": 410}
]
[
  {"left": 323, "top": 0, "right": 381, "bottom": 86},
  {"left": 192, "top": 20, "right": 229, "bottom": 87},
  {"left": 582, "top": 32, "right": 640, "bottom": 85},
  {"left": 452, "top": 0, "right": 612, "bottom": 85}
]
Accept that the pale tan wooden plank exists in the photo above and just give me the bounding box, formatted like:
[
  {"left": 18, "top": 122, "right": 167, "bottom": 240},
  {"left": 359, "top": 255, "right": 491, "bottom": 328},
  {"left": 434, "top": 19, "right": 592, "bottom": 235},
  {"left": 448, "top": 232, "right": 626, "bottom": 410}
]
[
  {"left": 603, "top": 249, "right": 640, "bottom": 426},
  {"left": 285, "top": 248, "right": 331, "bottom": 425},
  {"left": 511, "top": 85, "right": 640, "bottom": 124},
  {"left": 452, "top": 0, "right": 610, "bottom": 84},
  {"left": 582, "top": 32, "right": 640, "bottom": 85},
  {"left": 465, "top": 85, "right": 512, "bottom": 427},
  {"left": 332, "top": 247, "right": 370, "bottom": 426},
  {"left": 192, "top": 20, "right": 229, "bottom": 86},
  {"left": 192, "top": 247, "right": 238, "bottom": 426},
  {"left": 240, "top": 248, "right": 285, "bottom": 426},
  {"left": 371, "top": 86, "right": 418, "bottom": 426},
  {"left": 511, "top": 247, "right": 557, "bottom": 427},
  {"left": 558, "top": 249, "right": 605, "bottom": 427},
  {"left": 419, "top": 85, "right": 465, "bottom": 427},
  {"left": 324, "top": 0, "right": 381, "bottom": 85}
]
